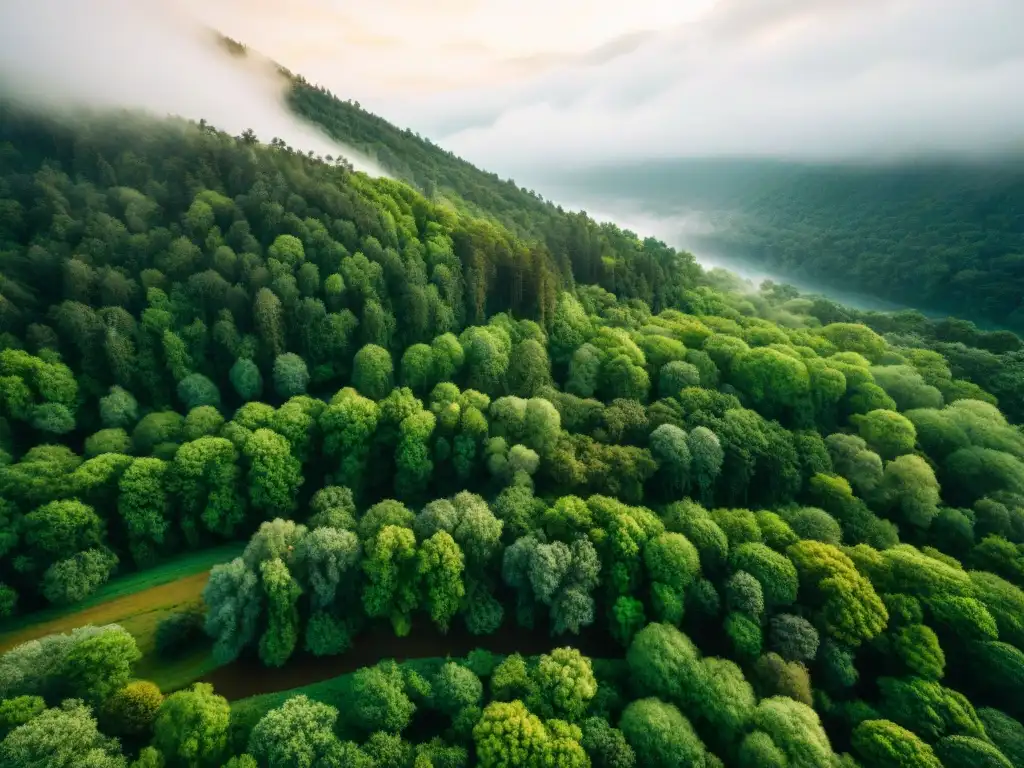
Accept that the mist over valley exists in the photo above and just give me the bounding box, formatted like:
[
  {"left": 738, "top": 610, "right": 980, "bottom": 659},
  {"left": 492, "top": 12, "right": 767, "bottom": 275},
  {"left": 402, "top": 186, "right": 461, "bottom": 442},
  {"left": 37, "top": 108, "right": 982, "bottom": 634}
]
[
  {"left": 2, "top": 0, "right": 1022, "bottom": 325},
  {"left": 0, "top": 0, "right": 387, "bottom": 175}
]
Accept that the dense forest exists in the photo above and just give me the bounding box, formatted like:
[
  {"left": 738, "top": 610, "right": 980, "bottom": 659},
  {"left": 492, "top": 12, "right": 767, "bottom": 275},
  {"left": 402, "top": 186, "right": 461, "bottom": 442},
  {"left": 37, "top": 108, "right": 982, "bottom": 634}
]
[
  {"left": 3, "top": 73, "right": 1024, "bottom": 768},
  {"left": 539, "top": 158, "right": 1024, "bottom": 331}
]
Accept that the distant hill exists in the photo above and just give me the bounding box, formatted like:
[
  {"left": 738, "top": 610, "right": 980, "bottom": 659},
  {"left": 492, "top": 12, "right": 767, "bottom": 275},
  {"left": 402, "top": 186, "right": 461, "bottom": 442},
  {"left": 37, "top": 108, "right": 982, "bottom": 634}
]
[
  {"left": 283, "top": 70, "right": 1024, "bottom": 331},
  {"left": 532, "top": 158, "right": 1024, "bottom": 331},
  {"left": 286, "top": 79, "right": 559, "bottom": 233},
  {"left": 277, "top": 77, "right": 1024, "bottom": 421},
  {"left": 278, "top": 47, "right": 1022, "bottom": 334}
]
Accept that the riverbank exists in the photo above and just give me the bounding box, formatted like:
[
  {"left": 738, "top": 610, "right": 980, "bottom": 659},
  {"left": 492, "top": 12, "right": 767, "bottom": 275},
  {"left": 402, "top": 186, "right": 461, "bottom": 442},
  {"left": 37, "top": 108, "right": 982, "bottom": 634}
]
[
  {"left": 0, "top": 543, "right": 243, "bottom": 650},
  {"left": 0, "top": 544, "right": 243, "bottom": 691},
  {"left": 201, "top": 618, "right": 620, "bottom": 701},
  {"left": 546, "top": 194, "right": 1006, "bottom": 324}
]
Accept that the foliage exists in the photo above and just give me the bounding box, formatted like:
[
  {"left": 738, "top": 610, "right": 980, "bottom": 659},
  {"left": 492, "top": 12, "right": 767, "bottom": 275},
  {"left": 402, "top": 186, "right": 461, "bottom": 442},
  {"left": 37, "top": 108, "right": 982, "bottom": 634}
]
[
  {"left": 787, "top": 540, "right": 888, "bottom": 646},
  {"left": 729, "top": 542, "right": 798, "bottom": 608},
  {"left": 893, "top": 624, "right": 946, "bottom": 680},
  {"left": 1, "top": 56, "right": 1024, "bottom": 768},
  {"left": 0, "top": 698, "right": 126, "bottom": 768},
  {"left": 529, "top": 648, "right": 597, "bottom": 722},
  {"left": 42, "top": 548, "right": 119, "bottom": 606},
  {"left": 748, "top": 696, "right": 833, "bottom": 768},
  {"left": 852, "top": 719, "right": 941, "bottom": 768},
  {"left": 876, "top": 676, "right": 985, "bottom": 742},
  {"left": 153, "top": 683, "right": 230, "bottom": 768},
  {"left": 725, "top": 571, "right": 764, "bottom": 618},
  {"left": 769, "top": 614, "right": 820, "bottom": 663},
  {"left": 935, "top": 736, "right": 1014, "bottom": 768},
  {"left": 431, "top": 662, "right": 482, "bottom": 716},
  {"left": 350, "top": 662, "right": 416, "bottom": 734},
  {"left": 725, "top": 612, "right": 762, "bottom": 661},
  {"left": 753, "top": 653, "right": 813, "bottom": 706},
  {"left": 272, "top": 353, "right": 310, "bottom": 399},
  {"left": 473, "top": 700, "right": 557, "bottom": 768},
  {"left": 978, "top": 709, "right": 1024, "bottom": 768},
  {"left": 247, "top": 695, "right": 341, "bottom": 768},
  {"left": 619, "top": 697, "right": 706, "bottom": 768},
  {"left": 581, "top": 717, "right": 635, "bottom": 768},
  {"left": 103, "top": 680, "right": 163, "bottom": 736},
  {"left": 60, "top": 624, "right": 141, "bottom": 705}
]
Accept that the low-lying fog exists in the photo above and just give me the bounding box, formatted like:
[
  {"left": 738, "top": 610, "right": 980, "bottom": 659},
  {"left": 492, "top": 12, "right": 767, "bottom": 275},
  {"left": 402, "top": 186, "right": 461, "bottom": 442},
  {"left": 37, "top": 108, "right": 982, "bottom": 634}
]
[
  {"left": 0, "top": 0, "right": 386, "bottom": 176},
  {"left": 555, "top": 194, "right": 917, "bottom": 314}
]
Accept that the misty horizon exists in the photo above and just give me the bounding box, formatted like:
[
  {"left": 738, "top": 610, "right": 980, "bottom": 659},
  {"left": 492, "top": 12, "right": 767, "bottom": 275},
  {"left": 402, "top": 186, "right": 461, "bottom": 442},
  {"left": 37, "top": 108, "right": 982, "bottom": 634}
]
[
  {"left": 170, "top": 0, "right": 1024, "bottom": 178},
  {"left": 0, "top": 0, "right": 1020, "bottom": 187}
]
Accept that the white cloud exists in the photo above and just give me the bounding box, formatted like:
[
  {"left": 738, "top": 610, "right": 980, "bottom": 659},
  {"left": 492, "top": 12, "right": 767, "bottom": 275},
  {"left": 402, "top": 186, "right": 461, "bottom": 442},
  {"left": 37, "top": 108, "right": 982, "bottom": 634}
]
[
  {"left": 161, "top": 0, "right": 1024, "bottom": 179},
  {"left": 429, "top": 0, "right": 1024, "bottom": 174},
  {"left": 171, "top": 0, "right": 713, "bottom": 92}
]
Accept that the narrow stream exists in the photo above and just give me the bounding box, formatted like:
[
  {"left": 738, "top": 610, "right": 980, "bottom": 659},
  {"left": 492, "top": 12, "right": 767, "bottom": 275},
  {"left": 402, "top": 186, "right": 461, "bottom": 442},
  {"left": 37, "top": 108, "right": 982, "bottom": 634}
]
[{"left": 201, "top": 620, "right": 620, "bottom": 701}]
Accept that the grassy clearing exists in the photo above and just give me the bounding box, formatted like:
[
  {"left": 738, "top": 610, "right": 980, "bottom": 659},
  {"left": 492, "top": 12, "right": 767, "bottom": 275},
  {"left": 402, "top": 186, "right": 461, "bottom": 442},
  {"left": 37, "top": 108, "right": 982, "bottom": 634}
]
[
  {"left": 140, "top": 646, "right": 221, "bottom": 693},
  {"left": 0, "top": 571, "right": 209, "bottom": 651},
  {"left": 0, "top": 543, "right": 244, "bottom": 692},
  {"left": 0, "top": 543, "right": 244, "bottom": 641}
]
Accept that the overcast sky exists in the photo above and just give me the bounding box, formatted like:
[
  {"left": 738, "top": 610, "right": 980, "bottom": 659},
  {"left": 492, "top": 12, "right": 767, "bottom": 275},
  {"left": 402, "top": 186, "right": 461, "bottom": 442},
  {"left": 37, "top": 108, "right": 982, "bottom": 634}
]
[
  {"left": 1, "top": 0, "right": 1022, "bottom": 179},
  {"left": 174, "top": 0, "right": 1024, "bottom": 174}
]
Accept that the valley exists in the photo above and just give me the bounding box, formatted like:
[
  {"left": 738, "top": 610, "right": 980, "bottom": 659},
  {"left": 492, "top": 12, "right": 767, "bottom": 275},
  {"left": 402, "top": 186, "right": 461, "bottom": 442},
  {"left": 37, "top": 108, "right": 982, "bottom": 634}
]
[
  {"left": 0, "top": 6, "right": 1023, "bottom": 767},
  {"left": 550, "top": 198, "right": 923, "bottom": 315}
]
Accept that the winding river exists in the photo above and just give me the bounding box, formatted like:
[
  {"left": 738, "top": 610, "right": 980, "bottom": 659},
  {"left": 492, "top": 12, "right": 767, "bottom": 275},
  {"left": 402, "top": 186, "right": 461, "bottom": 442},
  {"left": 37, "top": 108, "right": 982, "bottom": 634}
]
[{"left": 201, "top": 619, "right": 619, "bottom": 701}]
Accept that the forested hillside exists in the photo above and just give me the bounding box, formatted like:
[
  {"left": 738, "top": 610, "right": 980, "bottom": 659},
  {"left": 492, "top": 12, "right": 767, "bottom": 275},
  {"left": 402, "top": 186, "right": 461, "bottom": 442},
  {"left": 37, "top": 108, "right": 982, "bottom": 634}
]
[
  {"left": 288, "top": 77, "right": 706, "bottom": 298},
  {"left": 289, "top": 78, "right": 1024, "bottom": 421},
  {"left": 287, "top": 77, "right": 558, "bottom": 235},
  {"left": 3, "top": 87, "right": 1024, "bottom": 768},
  {"left": 540, "top": 158, "right": 1024, "bottom": 330}
]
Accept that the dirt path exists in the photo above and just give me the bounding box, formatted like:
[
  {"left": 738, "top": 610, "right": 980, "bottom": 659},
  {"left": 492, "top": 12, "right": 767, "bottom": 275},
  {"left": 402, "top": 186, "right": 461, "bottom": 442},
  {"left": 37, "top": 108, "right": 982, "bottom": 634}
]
[
  {"left": 0, "top": 571, "right": 211, "bottom": 652},
  {"left": 202, "top": 619, "right": 619, "bottom": 701}
]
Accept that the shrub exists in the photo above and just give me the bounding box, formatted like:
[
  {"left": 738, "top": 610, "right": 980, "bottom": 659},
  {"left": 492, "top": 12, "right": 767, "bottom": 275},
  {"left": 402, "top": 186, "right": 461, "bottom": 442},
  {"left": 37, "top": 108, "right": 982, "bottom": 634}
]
[
  {"left": 156, "top": 604, "right": 207, "bottom": 658},
  {"left": 104, "top": 680, "right": 164, "bottom": 735}
]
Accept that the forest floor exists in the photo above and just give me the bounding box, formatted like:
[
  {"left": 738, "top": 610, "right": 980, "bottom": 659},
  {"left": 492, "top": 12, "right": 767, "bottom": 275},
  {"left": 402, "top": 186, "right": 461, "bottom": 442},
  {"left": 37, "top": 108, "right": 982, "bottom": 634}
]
[{"left": 0, "top": 543, "right": 244, "bottom": 690}]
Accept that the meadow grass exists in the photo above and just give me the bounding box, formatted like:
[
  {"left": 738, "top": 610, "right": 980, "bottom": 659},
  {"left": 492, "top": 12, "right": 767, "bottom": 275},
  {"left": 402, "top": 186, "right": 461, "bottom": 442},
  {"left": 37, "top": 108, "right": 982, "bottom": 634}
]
[
  {"left": 0, "top": 543, "right": 243, "bottom": 643},
  {"left": 140, "top": 646, "right": 221, "bottom": 693},
  {"left": 0, "top": 543, "right": 244, "bottom": 691}
]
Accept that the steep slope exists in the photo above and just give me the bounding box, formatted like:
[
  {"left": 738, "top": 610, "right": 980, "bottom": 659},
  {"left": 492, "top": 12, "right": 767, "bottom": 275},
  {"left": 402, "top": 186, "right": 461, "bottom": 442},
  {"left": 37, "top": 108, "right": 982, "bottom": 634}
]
[
  {"left": 281, "top": 79, "right": 1024, "bottom": 422},
  {"left": 287, "top": 78, "right": 706, "bottom": 306},
  {"left": 280, "top": 46, "right": 1024, "bottom": 334}
]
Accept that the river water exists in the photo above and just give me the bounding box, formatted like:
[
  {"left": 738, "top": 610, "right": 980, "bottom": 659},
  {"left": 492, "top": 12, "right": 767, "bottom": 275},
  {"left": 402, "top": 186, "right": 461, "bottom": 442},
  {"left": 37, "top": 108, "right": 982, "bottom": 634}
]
[
  {"left": 201, "top": 619, "right": 619, "bottom": 701},
  {"left": 685, "top": 247, "right": 918, "bottom": 314}
]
